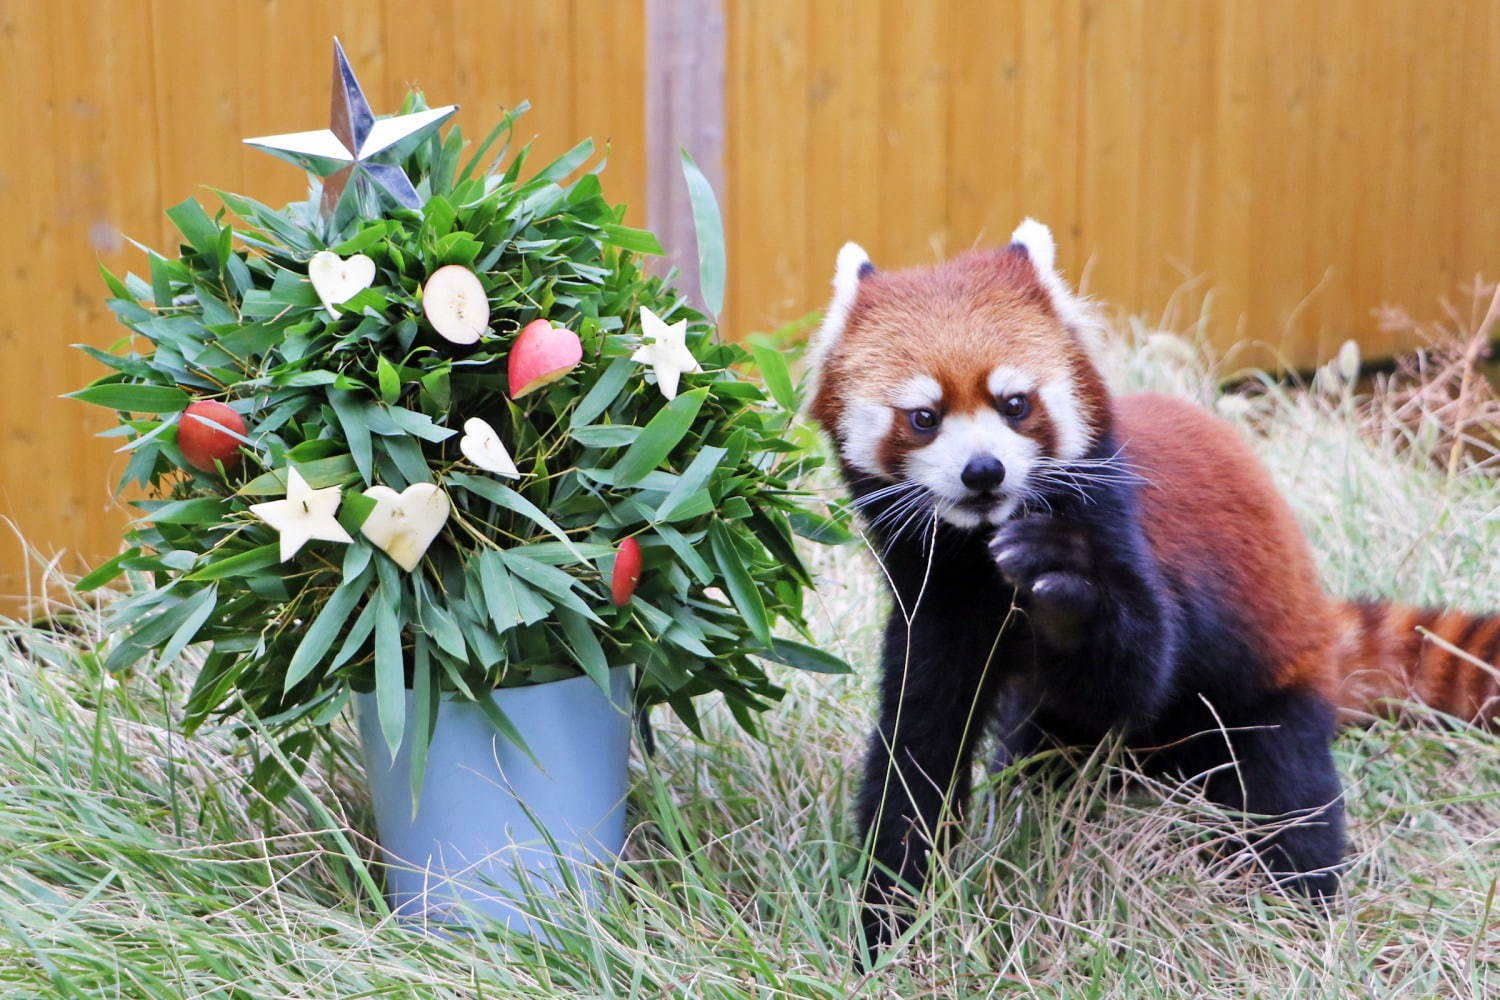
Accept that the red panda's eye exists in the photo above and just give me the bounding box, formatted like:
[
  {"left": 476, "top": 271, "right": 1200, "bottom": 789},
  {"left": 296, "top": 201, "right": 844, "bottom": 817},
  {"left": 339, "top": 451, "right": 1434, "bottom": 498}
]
[
  {"left": 909, "top": 408, "right": 940, "bottom": 432},
  {"left": 1001, "top": 394, "right": 1030, "bottom": 420}
]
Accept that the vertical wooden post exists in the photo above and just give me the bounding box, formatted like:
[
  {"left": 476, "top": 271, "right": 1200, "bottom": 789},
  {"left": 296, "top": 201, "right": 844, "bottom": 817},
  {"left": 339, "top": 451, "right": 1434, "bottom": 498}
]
[{"left": 645, "top": 0, "right": 726, "bottom": 312}]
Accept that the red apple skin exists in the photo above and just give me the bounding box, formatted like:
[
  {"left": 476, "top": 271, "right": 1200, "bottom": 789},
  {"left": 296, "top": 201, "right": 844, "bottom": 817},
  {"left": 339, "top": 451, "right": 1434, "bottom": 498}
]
[
  {"left": 508, "top": 319, "right": 584, "bottom": 399},
  {"left": 178, "top": 401, "right": 246, "bottom": 472},
  {"left": 611, "top": 537, "right": 643, "bottom": 606}
]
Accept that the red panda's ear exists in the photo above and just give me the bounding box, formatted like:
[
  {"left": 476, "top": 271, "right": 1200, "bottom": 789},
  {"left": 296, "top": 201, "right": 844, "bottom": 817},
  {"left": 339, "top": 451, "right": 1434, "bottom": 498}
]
[
  {"left": 1009, "top": 218, "right": 1102, "bottom": 353},
  {"left": 805, "top": 242, "right": 873, "bottom": 401}
]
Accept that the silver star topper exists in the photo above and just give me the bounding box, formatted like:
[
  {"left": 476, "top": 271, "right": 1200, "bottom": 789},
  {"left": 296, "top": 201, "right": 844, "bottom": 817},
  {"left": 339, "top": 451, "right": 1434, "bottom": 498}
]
[{"left": 244, "top": 38, "right": 457, "bottom": 217}]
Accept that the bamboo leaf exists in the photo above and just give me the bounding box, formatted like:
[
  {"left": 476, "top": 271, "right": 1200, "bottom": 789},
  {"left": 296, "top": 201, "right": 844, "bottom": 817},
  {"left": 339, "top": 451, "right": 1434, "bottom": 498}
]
[
  {"left": 611, "top": 388, "right": 708, "bottom": 486},
  {"left": 750, "top": 343, "right": 797, "bottom": 412},
  {"left": 155, "top": 585, "right": 219, "bottom": 671},
  {"left": 407, "top": 637, "right": 436, "bottom": 815},
  {"left": 185, "top": 544, "right": 280, "bottom": 581},
  {"left": 766, "top": 637, "right": 851, "bottom": 674},
  {"left": 374, "top": 590, "right": 406, "bottom": 759},
  {"left": 569, "top": 357, "right": 634, "bottom": 429},
  {"left": 283, "top": 568, "right": 372, "bottom": 692},
  {"left": 708, "top": 521, "right": 772, "bottom": 647},
  {"left": 69, "top": 382, "right": 189, "bottom": 413},
  {"left": 556, "top": 607, "right": 611, "bottom": 692},
  {"left": 680, "top": 148, "right": 726, "bottom": 318},
  {"left": 448, "top": 473, "right": 581, "bottom": 556},
  {"left": 474, "top": 696, "right": 538, "bottom": 766},
  {"left": 656, "top": 446, "right": 726, "bottom": 522}
]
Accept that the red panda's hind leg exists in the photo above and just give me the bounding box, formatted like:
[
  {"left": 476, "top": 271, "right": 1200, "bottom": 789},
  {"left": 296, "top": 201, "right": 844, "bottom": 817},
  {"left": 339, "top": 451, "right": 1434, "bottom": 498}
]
[{"left": 1188, "top": 687, "right": 1346, "bottom": 900}]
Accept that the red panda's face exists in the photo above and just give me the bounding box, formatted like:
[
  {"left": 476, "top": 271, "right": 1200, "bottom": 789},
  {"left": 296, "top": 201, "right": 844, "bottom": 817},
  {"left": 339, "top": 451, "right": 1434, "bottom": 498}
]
[{"left": 808, "top": 226, "right": 1108, "bottom": 531}]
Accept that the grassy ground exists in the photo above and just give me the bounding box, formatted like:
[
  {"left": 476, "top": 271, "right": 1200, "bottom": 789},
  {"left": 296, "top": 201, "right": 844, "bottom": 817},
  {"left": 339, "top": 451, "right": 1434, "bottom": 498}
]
[{"left": 2, "top": 329, "right": 1497, "bottom": 998}]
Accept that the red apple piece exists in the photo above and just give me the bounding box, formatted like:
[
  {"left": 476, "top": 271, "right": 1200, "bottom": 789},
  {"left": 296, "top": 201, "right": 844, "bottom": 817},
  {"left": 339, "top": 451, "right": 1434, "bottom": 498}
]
[
  {"left": 508, "top": 319, "right": 583, "bottom": 399},
  {"left": 179, "top": 400, "right": 247, "bottom": 472},
  {"left": 611, "top": 537, "right": 642, "bottom": 606}
]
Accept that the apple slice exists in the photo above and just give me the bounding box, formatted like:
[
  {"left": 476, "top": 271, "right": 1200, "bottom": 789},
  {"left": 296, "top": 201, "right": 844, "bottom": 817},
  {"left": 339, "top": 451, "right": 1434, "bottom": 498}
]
[
  {"left": 360, "top": 483, "right": 451, "bottom": 572},
  {"left": 508, "top": 319, "right": 583, "bottom": 398},
  {"left": 422, "top": 265, "right": 489, "bottom": 344},
  {"left": 178, "top": 400, "right": 247, "bottom": 472},
  {"left": 308, "top": 250, "right": 375, "bottom": 319},
  {"left": 611, "top": 537, "right": 642, "bottom": 606}
]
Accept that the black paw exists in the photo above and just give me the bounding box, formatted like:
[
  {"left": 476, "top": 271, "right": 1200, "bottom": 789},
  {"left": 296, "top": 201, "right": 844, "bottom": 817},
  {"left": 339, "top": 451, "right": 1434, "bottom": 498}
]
[
  {"left": 989, "top": 514, "right": 1098, "bottom": 637},
  {"left": 855, "top": 900, "right": 907, "bottom": 970}
]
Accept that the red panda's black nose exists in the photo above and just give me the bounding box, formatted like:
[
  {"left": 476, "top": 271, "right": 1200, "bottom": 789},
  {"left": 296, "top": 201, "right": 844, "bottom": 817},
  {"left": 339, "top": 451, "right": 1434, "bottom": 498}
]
[{"left": 960, "top": 455, "right": 1006, "bottom": 491}]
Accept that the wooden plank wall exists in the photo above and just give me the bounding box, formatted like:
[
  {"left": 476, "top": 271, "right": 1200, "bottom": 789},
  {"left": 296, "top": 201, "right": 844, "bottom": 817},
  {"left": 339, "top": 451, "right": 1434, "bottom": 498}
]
[
  {"left": 725, "top": 0, "right": 1500, "bottom": 369},
  {"left": 0, "top": 0, "right": 645, "bottom": 601},
  {"left": 4, "top": 0, "right": 1498, "bottom": 599}
]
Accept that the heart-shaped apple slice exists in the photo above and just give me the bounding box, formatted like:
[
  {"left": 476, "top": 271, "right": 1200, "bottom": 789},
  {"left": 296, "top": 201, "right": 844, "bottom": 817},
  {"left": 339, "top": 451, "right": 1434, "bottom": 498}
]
[
  {"left": 360, "top": 483, "right": 451, "bottom": 572},
  {"left": 423, "top": 265, "right": 489, "bottom": 344},
  {"left": 508, "top": 319, "right": 583, "bottom": 398},
  {"left": 459, "top": 417, "right": 520, "bottom": 478},
  {"left": 308, "top": 250, "right": 376, "bottom": 319}
]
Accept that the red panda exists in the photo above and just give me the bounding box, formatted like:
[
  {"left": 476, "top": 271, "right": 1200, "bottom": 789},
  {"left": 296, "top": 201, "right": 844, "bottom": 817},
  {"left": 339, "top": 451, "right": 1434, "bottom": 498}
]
[{"left": 807, "top": 220, "right": 1500, "bottom": 961}]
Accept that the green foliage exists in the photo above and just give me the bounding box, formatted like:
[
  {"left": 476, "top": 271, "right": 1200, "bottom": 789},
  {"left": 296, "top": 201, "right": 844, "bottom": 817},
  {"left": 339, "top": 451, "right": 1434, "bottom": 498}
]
[{"left": 72, "top": 102, "right": 847, "bottom": 792}]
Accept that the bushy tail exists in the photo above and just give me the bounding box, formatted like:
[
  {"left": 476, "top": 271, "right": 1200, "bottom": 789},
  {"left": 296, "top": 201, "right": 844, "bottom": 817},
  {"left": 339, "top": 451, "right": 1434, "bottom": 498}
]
[{"left": 1334, "top": 600, "right": 1500, "bottom": 727}]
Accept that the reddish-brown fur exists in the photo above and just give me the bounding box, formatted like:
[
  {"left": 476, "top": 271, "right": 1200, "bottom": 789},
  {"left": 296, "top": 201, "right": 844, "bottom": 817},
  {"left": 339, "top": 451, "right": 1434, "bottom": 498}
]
[
  {"left": 1115, "top": 394, "right": 1340, "bottom": 694},
  {"left": 1110, "top": 395, "right": 1498, "bottom": 725},
  {"left": 809, "top": 250, "right": 1109, "bottom": 471},
  {"left": 1336, "top": 601, "right": 1500, "bottom": 725},
  {"left": 816, "top": 251, "right": 1500, "bottom": 728}
]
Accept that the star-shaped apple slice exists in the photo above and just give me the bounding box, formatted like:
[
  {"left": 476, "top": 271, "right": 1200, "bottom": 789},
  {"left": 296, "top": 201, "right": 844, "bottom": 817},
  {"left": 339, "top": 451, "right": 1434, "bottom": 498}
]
[
  {"left": 631, "top": 307, "right": 702, "bottom": 400},
  {"left": 249, "top": 467, "right": 353, "bottom": 562}
]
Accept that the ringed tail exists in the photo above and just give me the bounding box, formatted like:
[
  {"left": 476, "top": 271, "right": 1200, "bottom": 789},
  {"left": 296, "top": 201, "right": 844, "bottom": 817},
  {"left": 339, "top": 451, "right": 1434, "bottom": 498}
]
[{"left": 1334, "top": 600, "right": 1500, "bottom": 727}]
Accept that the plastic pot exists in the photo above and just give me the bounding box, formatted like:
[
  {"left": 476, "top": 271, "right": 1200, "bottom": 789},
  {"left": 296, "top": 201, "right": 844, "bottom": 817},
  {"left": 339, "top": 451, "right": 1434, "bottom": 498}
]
[{"left": 355, "top": 667, "right": 631, "bottom": 929}]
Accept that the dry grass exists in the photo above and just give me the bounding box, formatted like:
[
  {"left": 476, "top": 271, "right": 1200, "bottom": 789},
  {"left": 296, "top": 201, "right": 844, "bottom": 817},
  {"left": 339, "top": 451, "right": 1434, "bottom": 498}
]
[
  {"left": 0, "top": 317, "right": 1496, "bottom": 998},
  {"left": 1362, "top": 278, "right": 1500, "bottom": 477}
]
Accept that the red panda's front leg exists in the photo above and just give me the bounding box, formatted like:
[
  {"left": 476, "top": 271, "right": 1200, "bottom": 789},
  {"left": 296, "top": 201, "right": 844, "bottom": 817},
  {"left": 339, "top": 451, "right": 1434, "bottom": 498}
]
[
  {"left": 989, "top": 507, "right": 1179, "bottom": 730},
  {"left": 854, "top": 603, "right": 1009, "bottom": 966}
]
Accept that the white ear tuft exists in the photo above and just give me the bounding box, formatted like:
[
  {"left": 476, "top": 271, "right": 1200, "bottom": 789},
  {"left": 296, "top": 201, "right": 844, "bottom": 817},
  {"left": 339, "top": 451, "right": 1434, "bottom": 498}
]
[
  {"left": 1009, "top": 217, "right": 1103, "bottom": 358},
  {"left": 1009, "top": 218, "right": 1056, "bottom": 275},
  {"left": 805, "top": 242, "right": 871, "bottom": 405},
  {"left": 832, "top": 241, "right": 871, "bottom": 303}
]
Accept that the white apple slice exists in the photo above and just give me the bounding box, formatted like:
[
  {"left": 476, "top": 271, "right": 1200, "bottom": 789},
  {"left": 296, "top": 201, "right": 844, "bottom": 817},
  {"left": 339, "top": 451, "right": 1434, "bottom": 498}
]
[
  {"left": 308, "top": 250, "right": 376, "bottom": 319},
  {"left": 459, "top": 417, "right": 520, "bottom": 478},
  {"left": 422, "top": 265, "right": 489, "bottom": 344},
  {"left": 360, "top": 483, "right": 451, "bottom": 572}
]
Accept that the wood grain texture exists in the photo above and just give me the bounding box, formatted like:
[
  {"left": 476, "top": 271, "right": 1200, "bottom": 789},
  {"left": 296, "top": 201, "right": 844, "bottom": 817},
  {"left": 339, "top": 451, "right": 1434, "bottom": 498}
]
[
  {"left": 0, "top": 0, "right": 645, "bottom": 601},
  {"left": 5, "top": 0, "right": 1499, "bottom": 601},
  {"left": 725, "top": 0, "right": 808, "bottom": 332},
  {"left": 723, "top": 0, "right": 1500, "bottom": 376},
  {"left": 646, "top": 0, "right": 725, "bottom": 308}
]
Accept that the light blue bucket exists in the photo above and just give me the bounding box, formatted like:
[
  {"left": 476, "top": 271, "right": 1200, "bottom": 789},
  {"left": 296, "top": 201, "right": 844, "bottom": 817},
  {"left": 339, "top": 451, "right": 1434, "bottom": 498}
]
[{"left": 355, "top": 667, "right": 632, "bottom": 929}]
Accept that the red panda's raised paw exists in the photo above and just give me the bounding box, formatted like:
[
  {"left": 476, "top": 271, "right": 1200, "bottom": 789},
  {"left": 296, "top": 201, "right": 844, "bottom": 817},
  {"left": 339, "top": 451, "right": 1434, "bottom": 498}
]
[{"left": 989, "top": 514, "right": 1099, "bottom": 642}]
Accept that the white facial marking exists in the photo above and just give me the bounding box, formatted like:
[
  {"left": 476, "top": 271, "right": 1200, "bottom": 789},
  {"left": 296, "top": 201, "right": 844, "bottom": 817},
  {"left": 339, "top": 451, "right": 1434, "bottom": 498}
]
[
  {"left": 838, "top": 401, "right": 893, "bottom": 477},
  {"left": 987, "top": 365, "right": 1036, "bottom": 400},
  {"left": 893, "top": 374, "right": 942, "bottom": 410},
  {"left": 1039, "top": 379, "right": 1091, "bottom": 460},
  {"left": 903, "top": 410, "right": 1040, "bottom": 528}
]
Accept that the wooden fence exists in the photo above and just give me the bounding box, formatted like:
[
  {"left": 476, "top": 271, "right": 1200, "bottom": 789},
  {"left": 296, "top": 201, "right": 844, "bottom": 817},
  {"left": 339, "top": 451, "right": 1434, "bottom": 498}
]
[
  {"left": 0, "top": 0, "right": 647, "bottom": 599},
  {"left": 724, "top": 0, "right": 1499, "bottom": 362},
  {"left": 2, "top": 0, "right": 1496, "bottom": 599}
]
